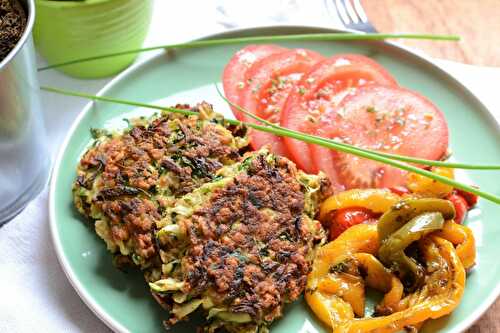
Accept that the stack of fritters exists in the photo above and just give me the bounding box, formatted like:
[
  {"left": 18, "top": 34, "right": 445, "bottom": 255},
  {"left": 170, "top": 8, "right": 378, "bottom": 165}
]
[{"left": 73, "top": 103, "right": 331, "bottom": 332}]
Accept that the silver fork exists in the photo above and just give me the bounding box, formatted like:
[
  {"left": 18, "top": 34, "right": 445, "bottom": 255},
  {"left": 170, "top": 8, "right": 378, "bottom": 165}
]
[{"left": 325, "top": 0, "right": 377, "bottom": 33}]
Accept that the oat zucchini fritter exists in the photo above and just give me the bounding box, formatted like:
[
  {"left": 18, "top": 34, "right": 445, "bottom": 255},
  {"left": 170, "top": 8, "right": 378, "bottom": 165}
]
[
  {"left": 73, "top": 103, "right": 331, "bottom": 332},
  {"left": 150, "top": 150, "right": 331, "bottom": 333},
  {"left": 73, "top": 103, "right": 248, "bottom": 269}
]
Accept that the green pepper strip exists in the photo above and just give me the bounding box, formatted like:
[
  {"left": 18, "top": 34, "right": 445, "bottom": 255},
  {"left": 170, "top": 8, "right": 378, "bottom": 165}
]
[
  {"left": 378, "top": 212, "right": 445, "bottom": 290},
  {"left": 377, "top": 198, "right": 455, "bottom": 243}
]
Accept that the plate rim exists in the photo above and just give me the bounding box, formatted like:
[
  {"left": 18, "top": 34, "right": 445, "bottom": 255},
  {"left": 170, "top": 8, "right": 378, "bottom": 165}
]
[{"left": 49, "top": 24, "right": 499, "bottom": 333}]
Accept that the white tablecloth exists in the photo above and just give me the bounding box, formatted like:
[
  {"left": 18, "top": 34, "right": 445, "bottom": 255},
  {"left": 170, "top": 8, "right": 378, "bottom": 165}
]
[{"left": 1, "top": 1, "right": 499, "bottom": 332}]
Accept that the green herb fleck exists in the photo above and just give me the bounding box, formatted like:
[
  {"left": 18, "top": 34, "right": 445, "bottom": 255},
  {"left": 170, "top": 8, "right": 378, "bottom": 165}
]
[
  {"left": 122, "top": 118, "right": 132, "bottom": 130},
  {"left": 90, "top": 128, "right": 109, "bottom": 139},
  {"left": 330, "top": 261, "right": 349, "bottom": 274},
  {"left": 251, "top": 83, "right": 261, "bottom": 94}
]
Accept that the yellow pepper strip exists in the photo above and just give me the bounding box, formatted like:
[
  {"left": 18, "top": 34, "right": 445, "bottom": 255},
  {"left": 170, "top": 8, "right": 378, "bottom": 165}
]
[
  {"left": 377, "top": 198, "right": 455, "bottom": 243},
  {"left": 318, "top": 274, "right": 365, "bottom": 317},
  {"left": 319, "top": 189, "right": 401, "bottom": 221},
  {"left": 353, "top": 253, "right": 404, "bottom": 315},
  {"left": 306, "top": 224, "right": 379, "bottom": 327},
  {"left": 307, "top": 291, "right": 354, "bottom": 327},
  {"left": 378, "top": 212, "right": 445, "bottom": 290},
  {"left": 306, "top": 224, "right": 404, "bottom": 327},
  {"left": 433, "top": 220, "right": 476, "bottom": 269},
  {"left": 407, "top": 167, "right": 455, "bottom": 198},
  {"left": 331, "top": 236, "right": 465, "bottom": 333},
  {"left": 315, "top": 253, "right": 402, "bottom": 318}
]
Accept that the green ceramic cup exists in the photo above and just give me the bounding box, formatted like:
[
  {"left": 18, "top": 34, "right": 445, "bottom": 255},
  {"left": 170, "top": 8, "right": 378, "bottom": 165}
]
[{"left": 34, "top": 0, "right": 153, "bottom": 78}]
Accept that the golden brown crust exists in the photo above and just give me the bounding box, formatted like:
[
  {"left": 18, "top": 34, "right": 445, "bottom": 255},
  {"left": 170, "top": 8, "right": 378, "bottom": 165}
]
[
  {"left": 73, "top": 105, "right": 247, "bottom": 264},
  {"left": 178, "top": 154, "right": 323, "bottom": 324}
]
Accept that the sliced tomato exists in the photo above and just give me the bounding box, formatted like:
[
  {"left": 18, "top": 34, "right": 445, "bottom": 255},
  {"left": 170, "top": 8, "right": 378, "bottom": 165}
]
[
  {"left": 281, "top": 54, "right": 397, "bottom": 174},
  {"left": 312, "top": 85, "right": 449, "bottom": 190},
  {"left": 240, "top": 49, "right": 324, "bottom": 157},
  {"left": 222, "top": 45, "right": 287, "bottom": 122}
]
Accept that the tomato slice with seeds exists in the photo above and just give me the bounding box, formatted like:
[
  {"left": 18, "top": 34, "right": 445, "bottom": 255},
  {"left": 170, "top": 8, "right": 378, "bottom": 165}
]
[
  {"left": 281, "top": 54, "right": 397, "bottom": 174},
  {"left": 240, "top": 49, "right": 325, "bottom": 157},
  {"left": 222, "top": 44, "right": 288, "bottom": 122},
  {"left": 311, "top": 85, "right": 449, "bottom": 190}
]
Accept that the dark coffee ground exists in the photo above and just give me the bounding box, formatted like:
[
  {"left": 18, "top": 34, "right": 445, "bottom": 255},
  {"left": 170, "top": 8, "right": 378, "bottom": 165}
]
[{"left": 0, "top": 0, "right": 26, "bottom": 62}]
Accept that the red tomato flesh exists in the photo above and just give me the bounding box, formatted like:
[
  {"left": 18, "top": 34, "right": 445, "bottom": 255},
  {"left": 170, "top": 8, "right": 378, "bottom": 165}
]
[
  {"left": 312, "top": 85, "right": 449, "bottom": 190},
  {"left": 281, "top": 54, "right": 397, "bottom": 174},
  {"left": 328, "top": 207, "right": 377, "bottom": 240},
  {"left": 222, "top": 45, "right": 287, "bottom": 122},
  {"left": 240, "top": 49, "right": 324, "bottom": 157}
]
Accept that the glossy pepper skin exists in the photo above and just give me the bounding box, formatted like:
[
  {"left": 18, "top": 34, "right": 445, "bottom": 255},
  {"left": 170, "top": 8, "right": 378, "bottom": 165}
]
[
  {"left": 333, "top": 236, "right": 465, "bottom": 333},
  {"left": 434, "top": 220, "right": 476, "bottom": 270},
  {"left": 305, "top": 224, "right": 380, "bottom": 327},
  {"left": 406, "top": 167, "right": 454, "bottom": 197},
  {"left": 446, "top": 193, "right": 468, "bottom": 224},
  {"left": 319, "top": 189, "right": 400, "bottom": 221},
  {"left": 328, "top": 207, "right": 377, "bottom": 240},
  {"left": 307, "top": 192, "right": 473, "bottom": 333},
  {"left": 378, "top": 212, "right": 445, "bottom": 290},
  {"left": 455, "top": 189, "right": 478, "bottom": 208},
  {"left": 305, "top": 226, "right": 468, "bottom": 333},
  {"left": 377, "top": 198, "right": 455, "bottom": 242}
]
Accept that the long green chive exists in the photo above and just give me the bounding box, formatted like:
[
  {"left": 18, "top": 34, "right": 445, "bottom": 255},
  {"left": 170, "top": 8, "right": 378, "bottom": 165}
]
[
  {"left": 217, "top": 96, "right": 500, "bottom": 204},
  {"left": 214, "top": 85, "right": 500, "bottom": 171},
  {"left": 40, "top": 86, "right": 500, "bottom": 204},
  {"left": 37, "top": 33, "right": 459, "bottom": 71}
]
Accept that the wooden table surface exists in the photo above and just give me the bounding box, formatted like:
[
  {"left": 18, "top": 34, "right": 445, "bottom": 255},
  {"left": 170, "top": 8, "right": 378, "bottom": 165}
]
[
  {"left": 360, "top": 1, "right": 499, "bottom": 332},
  {"left": 362, "top": 0, "right": 500, "bottom": 67}
]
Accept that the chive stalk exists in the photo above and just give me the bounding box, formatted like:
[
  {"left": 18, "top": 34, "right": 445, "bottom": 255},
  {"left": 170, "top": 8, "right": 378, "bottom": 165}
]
[
  {"left": 214, "top": 85, "right": 500, "bottom": 171},
  {"left": 40, "top": 86, "right": 500, "bottom": 204},
  {"left": 37, "top": 33, "right": 459, "bottom": 71}
]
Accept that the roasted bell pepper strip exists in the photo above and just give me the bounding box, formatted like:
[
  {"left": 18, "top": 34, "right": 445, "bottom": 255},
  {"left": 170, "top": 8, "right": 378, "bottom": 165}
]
[
  {"left": 407, "top": 167, "right": 455, "bottom": 197},
  {"left": 446, "top": 193, "right": 468, "bottom": 224},
  {"left": 317, "top": 272, "right": 365, "bottom": 317},
  {"left": 353, "top": 253, "right": 404, "bottom": 316},
  {"left": 331, "top": 236, "right": 465, "bottom": 333},
  {"left": 328, "top": 207, "right": 377, "bottom": 240},
  {"left": 306, "top": 224, "right": 406, "bottom": 327},
  {"left": 455, "top": 188, "right": 478, "bottom": 208},
  {"left": 433, "top": 220, "right": 476, "bottom": 269},
  {"left": 377, "top": 198, "right": 455, "bottom": 243},
  {"left": 306, "top": 224, "right": 379, "bottom": 327},
  {"left": 316, "top": 252, "right": 403, "bottom": 318},
  {"left": 378, "top": 212, "right": 445, "bottom": 290},
  {"left": 319, "top": 189, "right": 401, "bottom": 221}
]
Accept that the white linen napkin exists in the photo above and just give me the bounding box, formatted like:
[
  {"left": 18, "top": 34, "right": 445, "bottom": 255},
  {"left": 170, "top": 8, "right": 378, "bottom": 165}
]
[{"left": 1, "top": 0, "right": 498, "bottom": 332}]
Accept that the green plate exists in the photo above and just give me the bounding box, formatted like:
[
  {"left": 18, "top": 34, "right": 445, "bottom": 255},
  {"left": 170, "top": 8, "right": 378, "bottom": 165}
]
[{"left": 49, "top": 26, "right": 500, "bottom": 333}]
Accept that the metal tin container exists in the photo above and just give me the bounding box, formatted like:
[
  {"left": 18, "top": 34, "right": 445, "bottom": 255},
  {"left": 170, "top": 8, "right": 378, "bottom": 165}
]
[{"left": 0, "top": 0, "right": 49, "bottom": 225}]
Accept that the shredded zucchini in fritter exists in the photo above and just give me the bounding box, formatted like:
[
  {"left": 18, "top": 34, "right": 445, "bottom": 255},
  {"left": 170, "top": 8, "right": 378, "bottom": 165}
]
[{"left": 73, "top": 103, "right": 332, "bottom": 333}]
